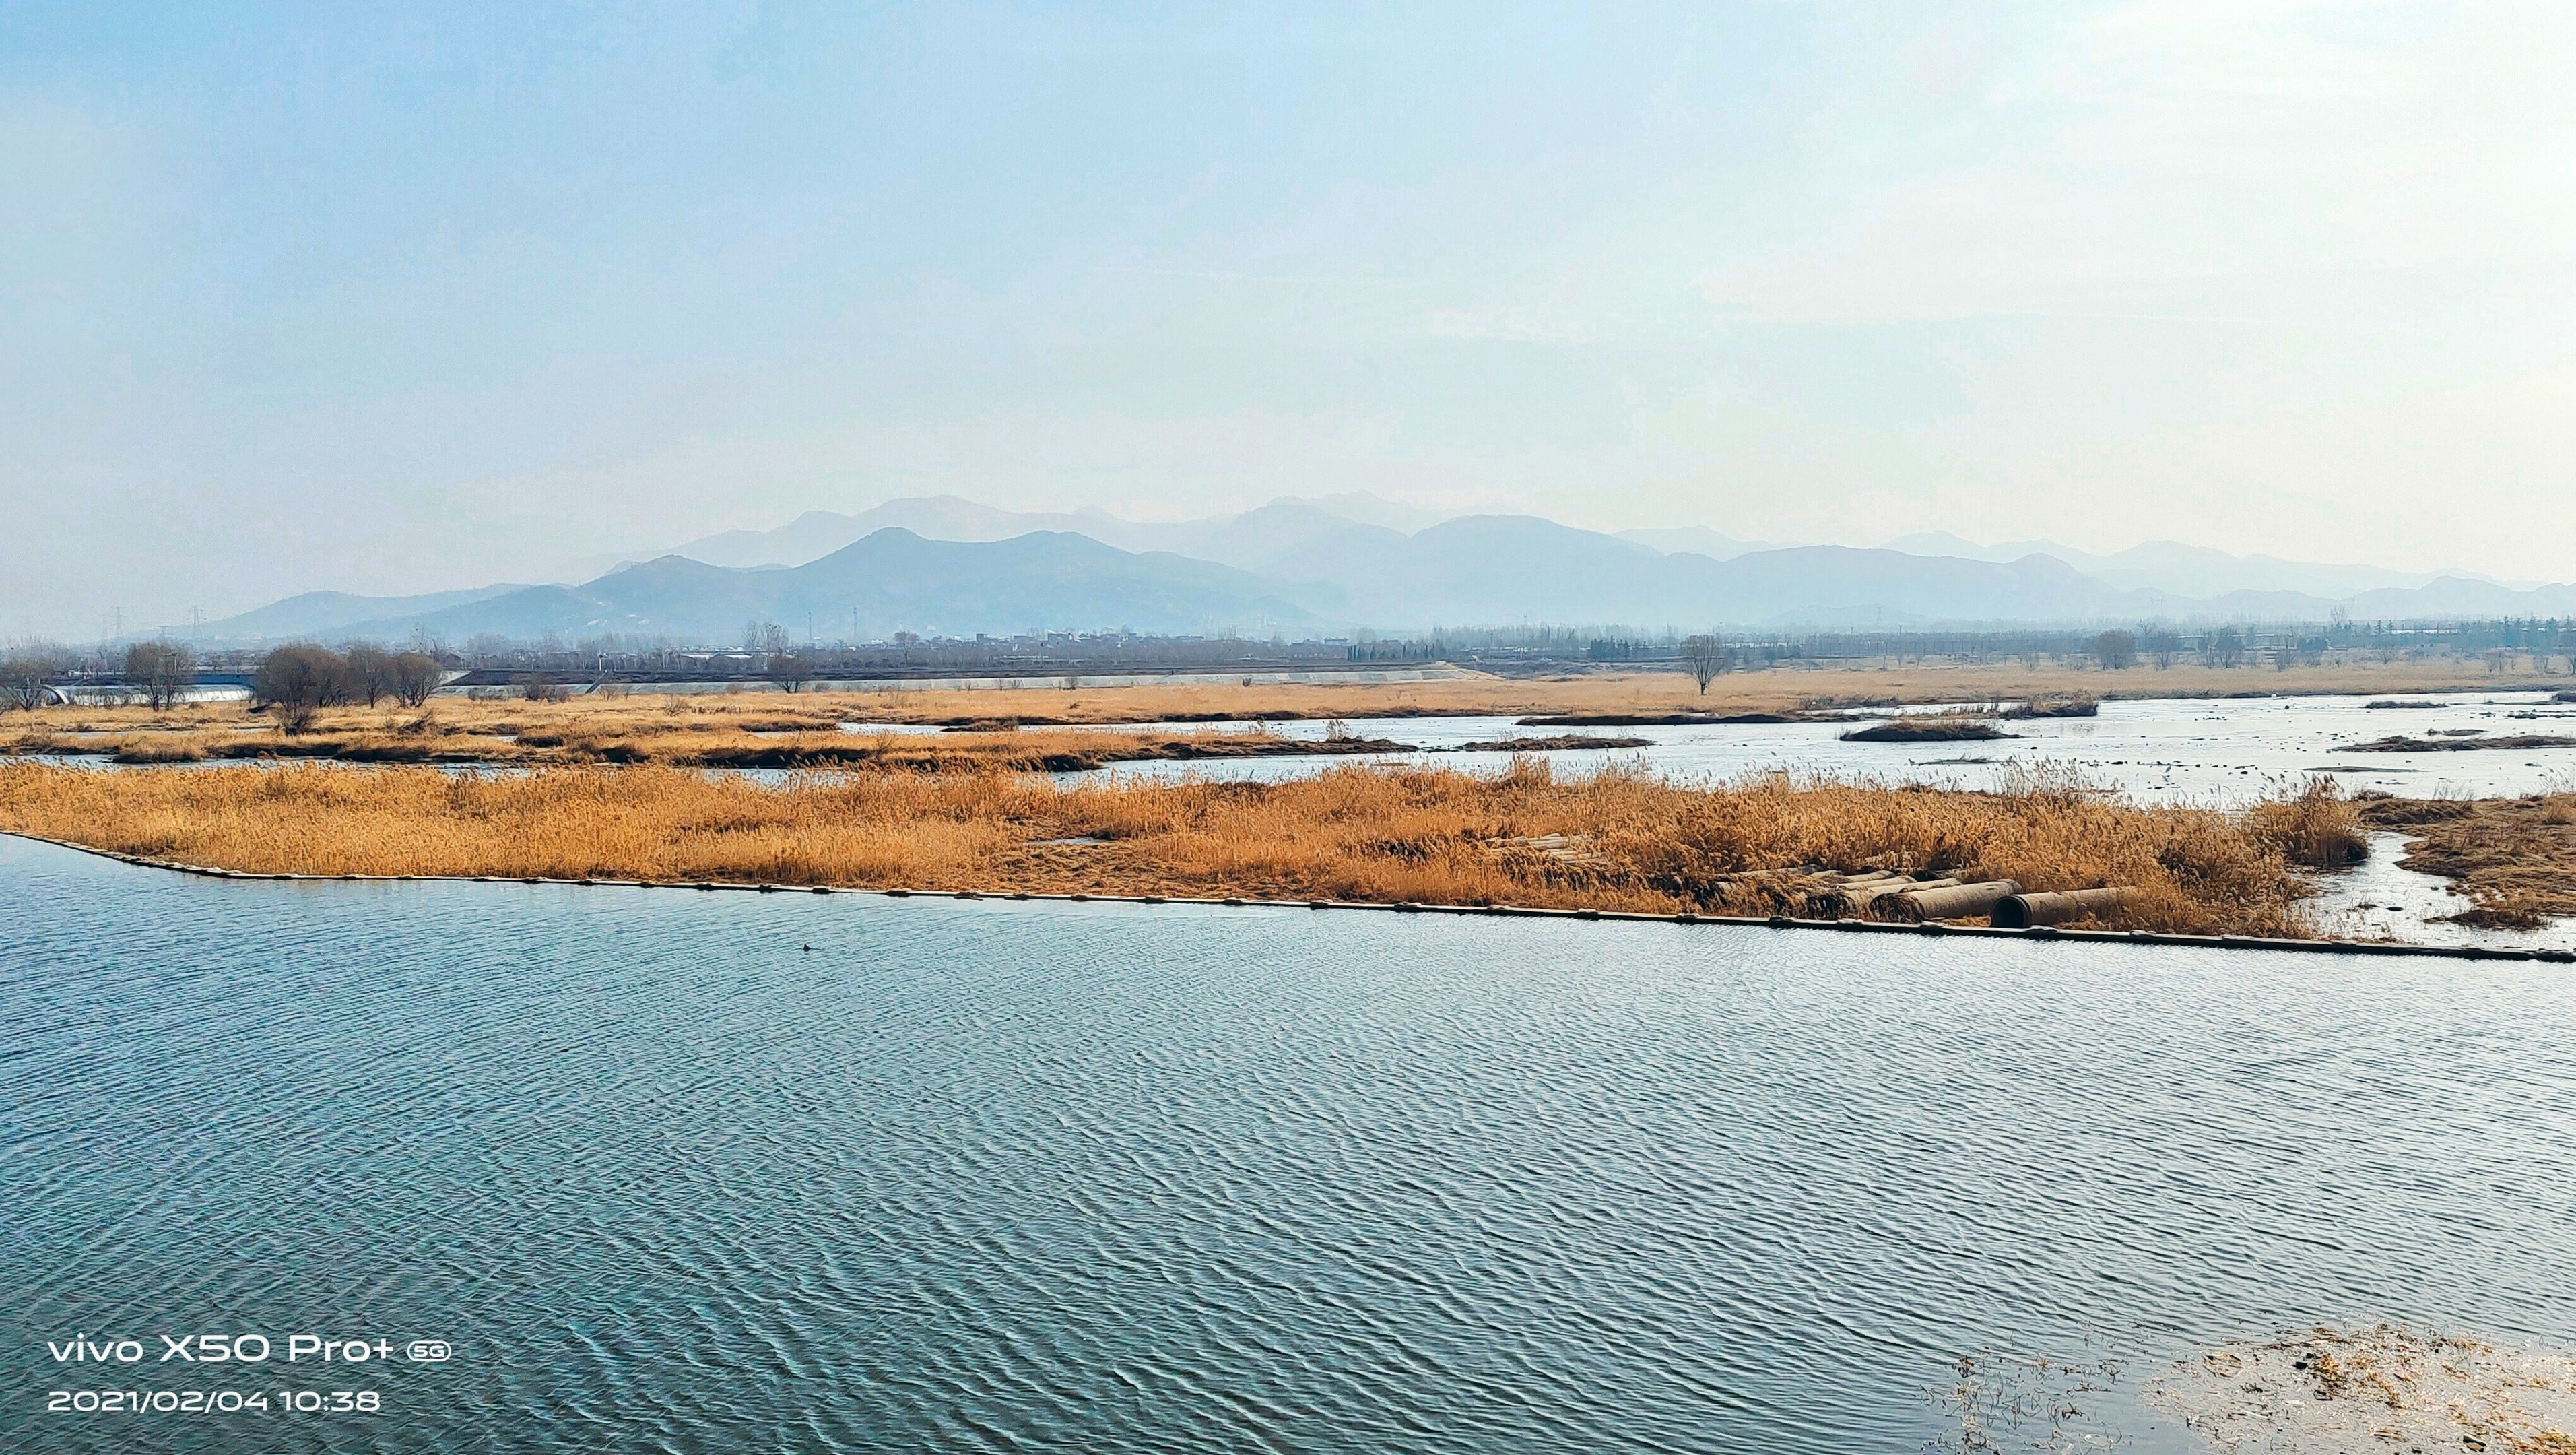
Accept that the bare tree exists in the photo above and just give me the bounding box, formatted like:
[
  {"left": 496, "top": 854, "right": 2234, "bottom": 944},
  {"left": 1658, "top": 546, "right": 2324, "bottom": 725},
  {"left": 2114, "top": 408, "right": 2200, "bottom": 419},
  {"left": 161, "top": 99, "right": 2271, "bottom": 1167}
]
[
  {"left": 2206, "top": 625, "right": 2245, "bottom": 668},
  {"left": 772, "top": 652, "right": 813, "bottom": 693},
  {"left": 2140, "top": 626, "right": 2179, "bottom": 670},
  {"left": 391, "top": 651, "right": 443, "bottom": 708},
  {"left": 342, "top": 643, "right": 396, "bottom": 707},
  {"left": 252, "top": 644, "right": 343, "bottom": 734},
  {"left": 2091, "top": 629, "right": 2138, "bottom": 670},
  {"left": 1, "top": 645, "right": 72, "bottom": 711},
  {"left": 1682, "top": 633, "right": 1728, "bottom": 694},
  {"left": 124, "top": 639, "right": 197, "bottom": 711}
]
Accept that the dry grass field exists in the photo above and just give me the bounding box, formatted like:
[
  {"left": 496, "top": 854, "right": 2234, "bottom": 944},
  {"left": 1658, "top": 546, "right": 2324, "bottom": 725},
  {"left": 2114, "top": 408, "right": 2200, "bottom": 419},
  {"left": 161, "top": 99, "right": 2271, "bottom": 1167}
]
[
  {"left": 0, "top": 757, "right": 2352, "bottom": 936},
  {"left": 3, "top": 656, "right": 2561, "bottom": 764},
  {"left": 0, "top": 700, "right": 1403, "bottom": 771}
]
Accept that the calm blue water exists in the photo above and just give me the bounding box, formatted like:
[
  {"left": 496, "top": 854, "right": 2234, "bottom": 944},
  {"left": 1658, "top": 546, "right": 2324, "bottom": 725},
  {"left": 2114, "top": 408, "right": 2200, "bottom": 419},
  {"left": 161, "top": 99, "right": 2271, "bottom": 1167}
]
[{"left": 7, "top": 835, "right": 2576, "bottom": 1453}]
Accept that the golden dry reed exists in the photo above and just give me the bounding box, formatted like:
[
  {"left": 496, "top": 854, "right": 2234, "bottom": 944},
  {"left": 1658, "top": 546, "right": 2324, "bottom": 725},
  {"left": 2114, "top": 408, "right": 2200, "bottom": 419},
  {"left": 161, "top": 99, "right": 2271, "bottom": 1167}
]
[{"left": 0, "top": 758, "right": 2331, "bottom": 936}]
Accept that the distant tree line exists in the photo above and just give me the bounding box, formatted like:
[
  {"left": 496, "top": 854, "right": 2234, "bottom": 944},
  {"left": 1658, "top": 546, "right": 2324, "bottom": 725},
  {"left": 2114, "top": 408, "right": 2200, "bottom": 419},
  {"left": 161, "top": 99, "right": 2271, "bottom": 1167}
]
[
  {"left": 9, "top": 612, "right": 2576, "bottom": 710},
  {"left": 333, "top": 615, "right": 2576, "bottom": 682},
  {"left": 250, "top": 643, "right": 442, "bottom": 733}
]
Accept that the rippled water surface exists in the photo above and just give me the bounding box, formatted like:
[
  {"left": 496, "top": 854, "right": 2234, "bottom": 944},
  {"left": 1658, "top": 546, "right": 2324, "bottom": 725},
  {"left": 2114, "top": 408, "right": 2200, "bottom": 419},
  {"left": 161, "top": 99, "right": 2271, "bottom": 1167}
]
[{"left": 7, "top": 835, "right": 2576, "bottom": 1452}]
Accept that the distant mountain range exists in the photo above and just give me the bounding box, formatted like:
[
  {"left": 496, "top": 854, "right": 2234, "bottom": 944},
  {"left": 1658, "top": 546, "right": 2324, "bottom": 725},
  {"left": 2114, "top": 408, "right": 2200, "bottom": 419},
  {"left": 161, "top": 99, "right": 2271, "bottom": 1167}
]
[
  {"left": 191, "top": 495, "right": 2576, "bottom": 646},
  {"left": 240, "top": 531, "right": 1319, "bottom": 646},
  {"left": 1877, "top": 531, "right": 2519, "bottom": 600},
  {"left": 554, "top": 492, "right": 1458, "bottom": 578},
  {"left": 197, "top": 584, "right": 533, "bottom": 641}
]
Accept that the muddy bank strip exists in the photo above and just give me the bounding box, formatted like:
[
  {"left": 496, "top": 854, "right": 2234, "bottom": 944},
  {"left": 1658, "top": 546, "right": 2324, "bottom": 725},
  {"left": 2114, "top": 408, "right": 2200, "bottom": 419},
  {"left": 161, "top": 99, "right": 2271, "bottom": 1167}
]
[
  {"left": 2148, "top": 1326, "right": 2576, "bottom": 1454},
  {"left": 1437, "top": 734, "right": 1653, "bottom": 752},
  {"left": 11, "top": 831, "right": 2569, "bottom": 964},
  {"left": 46, "top": 729, "right": 1426, "bottom": 771},
  {"left": 2341, "top": 733, "right": 2576, "bottom": 752},
  {"left": 1517, "top": 711, "right": 1804, "bottom": 726},
  {"left": 1841, "top": 718, "right": 2018, "bottom": 743}
]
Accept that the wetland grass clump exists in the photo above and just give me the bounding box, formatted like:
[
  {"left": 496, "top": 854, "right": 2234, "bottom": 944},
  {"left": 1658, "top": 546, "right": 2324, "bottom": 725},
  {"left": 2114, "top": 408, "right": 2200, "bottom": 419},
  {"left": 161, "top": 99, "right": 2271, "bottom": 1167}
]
[
  {"left": 4, "top": 651, "right": 2558, "bottom": 758},
  {"left": 0, "top": 758, "right": 2327, "bottom": 936},
  {"left": 2360, "top": 791, "right": 2576, "bottom": 928},
  {"left": 2243, "top": 776, "right": 2369, "bottom": 868},
  {"left": 1, "top": 705, "right": 1391, "bottom": 773},
  {"left": 2004, "top": 692, "right": 2099, "bottom": 719},
  {"left": 110, "top": 738, "right": 210, "bottom": 764},
  {"left": 1839, "top": 713, "right": 2016, "bottom": 743}
]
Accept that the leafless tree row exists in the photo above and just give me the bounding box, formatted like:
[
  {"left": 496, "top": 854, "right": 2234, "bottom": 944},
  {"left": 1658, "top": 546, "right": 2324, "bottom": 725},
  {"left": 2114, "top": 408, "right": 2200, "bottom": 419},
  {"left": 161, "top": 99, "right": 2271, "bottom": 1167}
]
[{"left": 251, "top": 644, "right": 442, "bottom": 732}]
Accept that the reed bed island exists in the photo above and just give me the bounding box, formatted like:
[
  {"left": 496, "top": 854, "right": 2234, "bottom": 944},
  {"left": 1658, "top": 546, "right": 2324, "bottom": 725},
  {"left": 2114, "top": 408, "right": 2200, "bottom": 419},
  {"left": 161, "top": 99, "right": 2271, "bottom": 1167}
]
[
  {"left": 5, "top": 651, "right": 2569, "bottom": 762},
  {"left": 0, "top": 758, "right": 2360, "bottom": 937}
]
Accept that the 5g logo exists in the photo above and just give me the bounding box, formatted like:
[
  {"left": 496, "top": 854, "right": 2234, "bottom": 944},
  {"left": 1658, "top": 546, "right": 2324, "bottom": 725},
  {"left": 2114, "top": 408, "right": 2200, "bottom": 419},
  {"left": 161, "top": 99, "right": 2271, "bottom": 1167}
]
[{"left": 407, "top": 1340, "right": 452, "bottom": 1363}]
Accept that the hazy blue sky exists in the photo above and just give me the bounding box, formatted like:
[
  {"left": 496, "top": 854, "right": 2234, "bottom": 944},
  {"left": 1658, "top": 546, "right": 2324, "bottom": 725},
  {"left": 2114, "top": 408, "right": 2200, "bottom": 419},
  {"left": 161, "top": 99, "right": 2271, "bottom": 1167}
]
[{"left": 5, "top": 3, "right": 2573, "bottom": 636}]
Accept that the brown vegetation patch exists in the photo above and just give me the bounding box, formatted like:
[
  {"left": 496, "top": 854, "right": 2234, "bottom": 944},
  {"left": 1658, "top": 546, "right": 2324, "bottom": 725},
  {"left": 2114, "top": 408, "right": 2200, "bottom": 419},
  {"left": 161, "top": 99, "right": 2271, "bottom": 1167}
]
[
  {"left": 0, "top": 759, "right": 2325, "bottom": 936},
  {"left": 2360, "top": 793, "right": 2576, "bottom": 927},
  {"left": 2341, "top": 734, "right": 2576, "bottom": 753},
  {"left": 5, "top": 657, "right": 2569, "bottom": 750},
  {"left": 110, "top": 739, "right": 209, "bottom": 764},
  {"left": 2245, "top": 777, "right": 2370, "bottom": 868},
  {"left": 1840, "top": 717, "right": 2017, "bottom": 743},
  {"left": 2004, "top": 692, "right": 2099, "bottom": 718},
  {"left": 0, "top": 702, "right": 1410, "bottom": 773}
]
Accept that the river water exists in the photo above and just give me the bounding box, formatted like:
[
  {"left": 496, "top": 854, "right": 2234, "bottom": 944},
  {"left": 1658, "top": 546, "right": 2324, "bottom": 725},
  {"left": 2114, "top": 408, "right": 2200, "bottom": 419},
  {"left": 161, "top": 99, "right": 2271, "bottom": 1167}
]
[
  {"left": 1060, "top": 689, "right": 2576, "bottom": 804},
  {"left": 7, "top": 835, "right": 2575, "bottom": 1452}
]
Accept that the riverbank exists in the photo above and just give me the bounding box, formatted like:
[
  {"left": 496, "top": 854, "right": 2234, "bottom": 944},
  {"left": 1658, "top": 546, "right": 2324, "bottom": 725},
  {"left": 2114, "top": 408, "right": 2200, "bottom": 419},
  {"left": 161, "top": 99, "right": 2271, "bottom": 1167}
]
[
  {"left": 3, "top": 714, "right": 1418, "bottom": 771},
  {"left": 7, "top": 659, "right": 2569, "bottom": 749},
  {"left": 2146, "top": 1327, "right": 2576, "bottom": 1454},
  {"left": 11, "top": 663, "right": 2572, "bottom": 777},
  {"left": 0, "top": 758, "right": 2349, "bottom": 936}
]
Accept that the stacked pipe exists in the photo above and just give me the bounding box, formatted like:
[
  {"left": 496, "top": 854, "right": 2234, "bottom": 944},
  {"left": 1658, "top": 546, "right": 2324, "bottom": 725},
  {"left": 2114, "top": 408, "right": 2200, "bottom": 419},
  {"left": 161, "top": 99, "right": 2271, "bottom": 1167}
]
[
  {"left": 1874, "top": 880, "right": 2024, "bottom": 924},
  {"left": 1991, "top": 888, "right": 2137, "bottom": 928},
  {"left": 1797, "top": 872, "right": 1956, "bottom": 919},
  {"left": 1773, "top": 872, "right": 2138, "bottom": 928}
]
